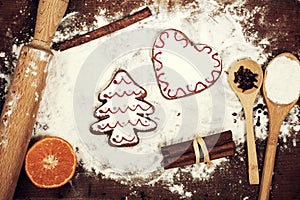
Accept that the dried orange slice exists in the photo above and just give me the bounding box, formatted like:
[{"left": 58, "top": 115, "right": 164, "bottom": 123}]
[{"left": 25, "top": 136, "right": 77, "bottom": 188}]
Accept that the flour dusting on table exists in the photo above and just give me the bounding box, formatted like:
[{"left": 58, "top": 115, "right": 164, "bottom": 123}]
[{"left": 6, "top": 0, "right": 295, "bottom": 198}]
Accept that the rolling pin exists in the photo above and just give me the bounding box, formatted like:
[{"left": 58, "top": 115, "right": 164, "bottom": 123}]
[{"left": 0, "top": 0, "right": 69, "bottom": 199}]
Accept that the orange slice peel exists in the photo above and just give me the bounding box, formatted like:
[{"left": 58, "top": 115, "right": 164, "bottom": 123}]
[{"left": 25, "top": 136, "right": 77, "bottom": 188}]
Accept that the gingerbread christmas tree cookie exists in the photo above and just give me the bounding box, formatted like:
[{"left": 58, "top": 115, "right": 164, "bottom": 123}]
[{"left": 90, "top": 70, "right": 157, "bottom": 147}]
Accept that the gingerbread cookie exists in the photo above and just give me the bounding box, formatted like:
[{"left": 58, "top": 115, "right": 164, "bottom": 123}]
[
  {"left": 152, "top": 29, "right": 222, "bottom": 99},
  {"left": 90, "top": 70, "right": 157, "bottom": 147}
]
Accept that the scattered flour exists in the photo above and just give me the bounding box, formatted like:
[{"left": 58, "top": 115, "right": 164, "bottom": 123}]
[
  {"left": 35, "top": 0, "right": 268, "bottom": 196},
  {"left": 6, "top": 0, "right": 298, "bottom": 198},
  {"left": 168, "top": 183, "right": 192, "bottom": 198},
  {"left": 0, "top": 73, "right": 10, "bottom": 93},
  {"left": 0, "top": 52, "right": 5, "bottom": 58}
]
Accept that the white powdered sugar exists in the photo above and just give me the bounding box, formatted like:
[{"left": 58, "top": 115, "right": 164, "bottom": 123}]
[
  {"left": 265, "top": 56, "right": 300, "bottom": 104},
  {"left": 6, "top": 0, "right": 297, "bottom": 198}
]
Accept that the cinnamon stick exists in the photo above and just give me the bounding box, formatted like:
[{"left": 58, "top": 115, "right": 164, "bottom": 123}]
[
  {"left": 161, "top": 130, "right": 233, "bottom": 158},
  {"left": 163, "top": 141, "right": 235, "bottom": 169},
  {"left": 164, "top": 149, "right": 235, "bottom": 169},
  {"left": 53, "top": 7, "right": 152, "bottom": 51}
]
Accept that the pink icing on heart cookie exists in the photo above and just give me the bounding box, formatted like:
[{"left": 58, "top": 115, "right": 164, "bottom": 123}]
[
  {"left": 152, "top": 29, "right": 222, "bottom": 99},
  {"left": 90, "top": 70, "right": 157, "bottom": 147}
]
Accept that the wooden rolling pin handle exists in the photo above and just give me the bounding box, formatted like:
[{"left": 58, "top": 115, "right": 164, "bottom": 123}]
[
  {"left": 0, "top": 46, "right": 52, "bottom": 200},
  {"left": 0, "top": 0, "right": 68, "bottom": 199},
  {"left": 31, "top": 0, "right": 69, "bottom": 49}
]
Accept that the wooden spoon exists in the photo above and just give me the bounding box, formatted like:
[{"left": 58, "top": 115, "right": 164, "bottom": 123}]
[
  {"left": 259, "top": 53, "right": 300, "bottom": 200},
  {"left": 228, "top": 59, "right": 263, "bottom": 185}
]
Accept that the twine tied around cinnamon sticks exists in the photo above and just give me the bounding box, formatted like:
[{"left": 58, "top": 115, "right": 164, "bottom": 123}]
[
  {"left": 193, "top": 137, "right": 213, "bottom": 168},
  {"left": 161, "top": 130, "right": 235, "bottom": 169}
]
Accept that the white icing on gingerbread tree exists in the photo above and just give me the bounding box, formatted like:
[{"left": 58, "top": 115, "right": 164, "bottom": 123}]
[{"left": 90, "top": 70, "right": 157, "bottom": 147}]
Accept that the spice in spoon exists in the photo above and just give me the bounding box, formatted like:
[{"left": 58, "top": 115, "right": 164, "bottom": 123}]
[{"left": 234, "top": 65, "right": 258, "bottom": 92}]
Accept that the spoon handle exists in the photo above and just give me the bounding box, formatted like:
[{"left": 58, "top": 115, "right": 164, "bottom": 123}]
[
  {"left": 244, "top": 105, "right": 260, "bottom": 185},
  {"left": 258, "top": 119, "right": 281, "bottom": 200}
]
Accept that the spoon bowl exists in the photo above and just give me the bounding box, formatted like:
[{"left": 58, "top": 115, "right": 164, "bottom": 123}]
[
  {"left": 228, "top": 59, "right": 263, "bottom": 185},
  {"left": 228, "top": 59, "right": 264, "bottom": 95},
  {"left": 259, "top": 53, "right": 300, "bottom": 200}
]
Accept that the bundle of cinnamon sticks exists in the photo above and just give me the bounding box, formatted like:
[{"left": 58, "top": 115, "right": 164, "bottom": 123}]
[{"left": 161, "top": 130, "right": 235, "bottom": 169}]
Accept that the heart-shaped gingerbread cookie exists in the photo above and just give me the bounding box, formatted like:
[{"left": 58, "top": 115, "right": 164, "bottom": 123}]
[{"left": 152, "top": 29, "right": 222, "bottom": 99}]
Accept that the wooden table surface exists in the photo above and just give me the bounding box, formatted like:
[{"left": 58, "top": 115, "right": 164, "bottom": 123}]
[{"left": 0, "top": 0, "right": 299, "bottom": 199}]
